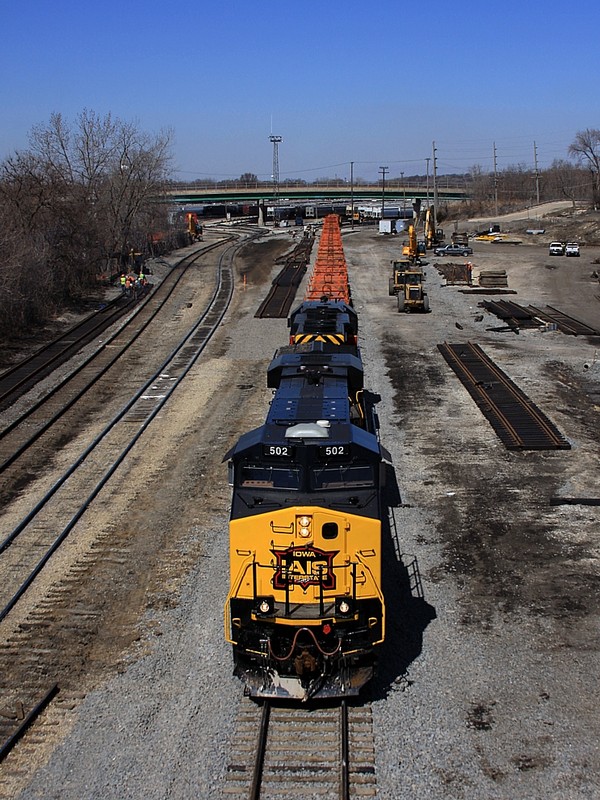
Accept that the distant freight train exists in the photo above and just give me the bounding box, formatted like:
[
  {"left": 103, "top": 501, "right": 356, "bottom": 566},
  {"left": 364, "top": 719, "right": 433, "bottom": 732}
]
[{"left": 224, "top": 216, "right": 389, "bottom": 701}]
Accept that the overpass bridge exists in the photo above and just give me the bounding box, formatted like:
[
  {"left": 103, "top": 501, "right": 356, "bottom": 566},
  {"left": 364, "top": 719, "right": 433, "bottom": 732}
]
[{"left": 166, "top": 182, "right": 468, "bottom": 206}]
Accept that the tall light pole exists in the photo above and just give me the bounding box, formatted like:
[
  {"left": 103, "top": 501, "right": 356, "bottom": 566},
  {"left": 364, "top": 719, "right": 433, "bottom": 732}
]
[
  {"left": 269, "top": 134, "right": 282, "bottom": 208},
  {"left": 379, "top": 166, "right": 388, "bottom": 219},
  {"left": 533, "top": 140, "right": 540, "bottom": 206},
  {"left": 426, "top": 157, "right": 430, "bottom": 206},
  {"left": 493, "top": 141, "right": 499, "bottom": 217},
  {"left": 432, "top": 141, "right": 438, "bottom": 232}
]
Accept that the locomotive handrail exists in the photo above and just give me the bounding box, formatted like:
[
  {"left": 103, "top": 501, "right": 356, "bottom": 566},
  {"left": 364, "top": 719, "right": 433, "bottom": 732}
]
[{"left": 227, "top": 556, "right": 383, "bottom": 615}]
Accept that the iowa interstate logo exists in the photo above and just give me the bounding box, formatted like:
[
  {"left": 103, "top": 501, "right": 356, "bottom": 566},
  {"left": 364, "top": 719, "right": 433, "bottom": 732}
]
[{"left": 271, "top": 545, "right": 339, "bottom": 592}]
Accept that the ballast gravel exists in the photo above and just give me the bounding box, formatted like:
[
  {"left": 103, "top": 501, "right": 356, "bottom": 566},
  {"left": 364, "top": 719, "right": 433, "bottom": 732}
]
[{"left": 7, "top": 221, "right": 600, "bottom": 799}]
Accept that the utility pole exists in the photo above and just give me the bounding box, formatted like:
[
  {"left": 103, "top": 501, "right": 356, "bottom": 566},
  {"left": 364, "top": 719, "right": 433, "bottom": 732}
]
[
  {"left": 269, "top": 134, "right": 282, "bottom": 210},
  {"left": 350, "top": 161, "right": 355, "bottom": 229},
  {"left": 400, "top": 171, "right": 405, "bottom": 216},
  {"left": 493, "top": 141, "right": 499, "bottom": 217},
  {"left": 432, "top": 142, "right": 438, "bottom": 232},
  {"left": 426, "top": 157, "right": 430, "bottom": 206},
  {"left": 379, "top": 166, "right": 388, "bottom": 220},
  {"left": 533, "top": 140, "right": 540, "bottom": 206}
]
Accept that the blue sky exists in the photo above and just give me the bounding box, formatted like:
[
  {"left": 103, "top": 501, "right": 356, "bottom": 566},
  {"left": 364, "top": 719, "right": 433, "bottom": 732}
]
[{"left": 1, "top": 0, "right": 599, "bottom": 182}]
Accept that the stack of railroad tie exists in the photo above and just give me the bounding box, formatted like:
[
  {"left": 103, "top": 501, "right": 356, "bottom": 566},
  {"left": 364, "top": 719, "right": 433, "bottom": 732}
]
[
  {"left": 305, "top": 215, "right": 351, "bottom": 303},
  {"left": 478, "top": 269, "right": 508, "bottom": 288}
]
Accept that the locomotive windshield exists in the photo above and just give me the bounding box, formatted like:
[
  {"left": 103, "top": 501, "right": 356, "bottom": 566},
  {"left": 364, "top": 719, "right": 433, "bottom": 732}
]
[
  {"left": 239, "top": 463, "right": 302, "bottom": 490},
  {"left": 311, "top": 463, "right": 374, "bottom": 490}
]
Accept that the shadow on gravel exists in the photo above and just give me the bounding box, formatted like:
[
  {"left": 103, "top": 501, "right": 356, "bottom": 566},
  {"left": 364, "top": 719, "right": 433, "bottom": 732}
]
[{"left": 368, "top": 464, "right": 436, "bottom": 701}]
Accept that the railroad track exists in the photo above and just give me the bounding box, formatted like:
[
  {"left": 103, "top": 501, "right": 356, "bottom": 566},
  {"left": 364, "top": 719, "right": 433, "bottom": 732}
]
[
  {"left": 255, "top": 236, "right": 314, "bottom": 318},
  {"left": 438, "top": 341, "right": 571, "bottom": 450},
  {"left": 0, "top": 237, "right": 235, "bottom": 495},
  {"left": 0, "top": 295, "right": 137, "bottom": 411},
  {"left": 225, "top": 698, "right": 376, "bottom": 799},
  {"left": 0, "top": 229, "right": 263, "bottom": 765},
  {"left": 0, "top": 235, "right": 248, "bottom": 620}
]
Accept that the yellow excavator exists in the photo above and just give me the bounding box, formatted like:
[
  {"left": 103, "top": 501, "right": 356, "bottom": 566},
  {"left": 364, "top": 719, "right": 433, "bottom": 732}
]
[
  {"left": 401, "top": 224, "right": 420, "bottom": 261},
  {"left": 425, "top": 205, "right": 444, "bottom": 249}
]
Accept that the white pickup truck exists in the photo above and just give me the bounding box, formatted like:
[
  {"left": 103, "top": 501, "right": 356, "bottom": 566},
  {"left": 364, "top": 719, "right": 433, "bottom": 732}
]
[
  {"left": 565, "top": 242, "right": 580, "bottom": 257},
  {"left": 549, "top": 242, "right": 564, "bottom": 256}
]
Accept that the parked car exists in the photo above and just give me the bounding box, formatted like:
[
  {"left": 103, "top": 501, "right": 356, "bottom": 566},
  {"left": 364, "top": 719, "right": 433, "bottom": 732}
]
[
  {"left": 565, "top": 242, "right": 580, "bottom": 257},
  {"left": 434, "top": 243, "right": 473, "bottom": 257},
  {"left": 549, "top": 242, "right": 564, "bottom": 256}
]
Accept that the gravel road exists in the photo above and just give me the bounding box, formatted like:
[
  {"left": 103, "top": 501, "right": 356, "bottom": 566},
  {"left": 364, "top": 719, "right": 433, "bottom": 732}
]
[{"left": 3, "top": 222, "right": 600, "bottom": 800}]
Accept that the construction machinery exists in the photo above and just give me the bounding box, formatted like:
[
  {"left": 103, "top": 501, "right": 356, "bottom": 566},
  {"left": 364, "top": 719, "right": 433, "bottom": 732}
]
[
  {"left": 387, "top": 223, "right": 430, "bottom": 312},
  {"left": 425, "top": 205, "right": 444, "bottom": 249},
  {"left": 401, "top": 223, "right": 426, "bottom": 262},
  {"left": 186, "top": 212, "right": 203, "bottom": 242},
  {"left": 388, "top": 261, "right": 430, "bottom": 313}
]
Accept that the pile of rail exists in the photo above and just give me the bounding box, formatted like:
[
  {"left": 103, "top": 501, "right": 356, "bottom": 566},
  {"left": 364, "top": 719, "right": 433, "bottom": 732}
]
[
  {"left": 305, "top": 214, "right": 351, "bottom": 303},
  {"left": 438, "top": 342, "right": 571, "bottom": 450},
  {"left": 481, "top": 300, "right": 600, "bottom": 335},
  {"left": 254, "top": 235, "right": 314, "bottom": 318}
]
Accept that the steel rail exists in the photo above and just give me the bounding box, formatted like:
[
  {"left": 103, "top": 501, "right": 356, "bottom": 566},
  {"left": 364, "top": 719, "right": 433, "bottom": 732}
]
[
  {"left": 255, "top": 263, "right": 307, "bottom": 318},
  {"left": 249, "top": 701, "right": 271, "bottom": 800},
  {"left": 525, "top": 304, "right": 600, "bottom": 336},
  {"left": 481, "top": 300, "right": 600, "bottom": 336},
  {"left": 247, "top": 700, "right": 352, "bottom": 800},
  {"left": 439, "top": 342, "right": 525, "bottom": 446},
  {"left": 0, "top": 232, "right": 256, "bottom": 623},
  {"left": 340, "top": 699, "right": 350, "bottom": 800},
  {"left": 0, "top": 240, "right": 230, "bottom": 464},
  {"left": 0, "top": 684, "right": 59, "bottom": 764},
  {"left": 0, "top": 297, "right": 135, "bottom": 406},
  {"left": 438, "top": 342, "right": 570, "bottom": 450}
]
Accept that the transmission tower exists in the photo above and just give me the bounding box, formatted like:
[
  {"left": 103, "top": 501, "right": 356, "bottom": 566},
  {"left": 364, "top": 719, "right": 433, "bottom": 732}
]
[{"left": 269, "top": 135, "right": 282, "bottom": 202}]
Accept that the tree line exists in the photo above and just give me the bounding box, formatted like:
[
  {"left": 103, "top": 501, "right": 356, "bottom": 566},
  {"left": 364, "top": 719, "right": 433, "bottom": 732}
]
[{"left": 0, "top": 110, "right": 173, "bottom": 339}]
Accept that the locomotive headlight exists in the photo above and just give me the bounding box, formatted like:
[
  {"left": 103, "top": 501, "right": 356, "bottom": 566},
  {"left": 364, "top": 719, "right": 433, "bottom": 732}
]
[
  {"left": 256, "top": 596, "right": 274, "bottom": 616},
  {"left": 336, "top": 597, "right": 353, "bottom": 616},
  {"left": 297, "top": 515, "right": 312, "bottom": 538}
]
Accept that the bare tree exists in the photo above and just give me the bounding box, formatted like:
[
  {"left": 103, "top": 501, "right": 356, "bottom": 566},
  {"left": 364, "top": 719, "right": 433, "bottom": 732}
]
[
  {"left": 568, "top": 128, "right": 600, "bottom": 209},
  {"left": 545, "top": 159, "right": 588, "bottom": 208},
  {"left": 29, "top": 110, "right": 173, "bottom": 267},
  {"left": 0, "top": 111, "right": 173, "bottom": 338}
]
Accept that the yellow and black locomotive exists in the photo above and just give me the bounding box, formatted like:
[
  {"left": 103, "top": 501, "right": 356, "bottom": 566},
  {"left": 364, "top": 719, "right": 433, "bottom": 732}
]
[{"left": 224, "top": 299, "right": 388, "bottom": 700}]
